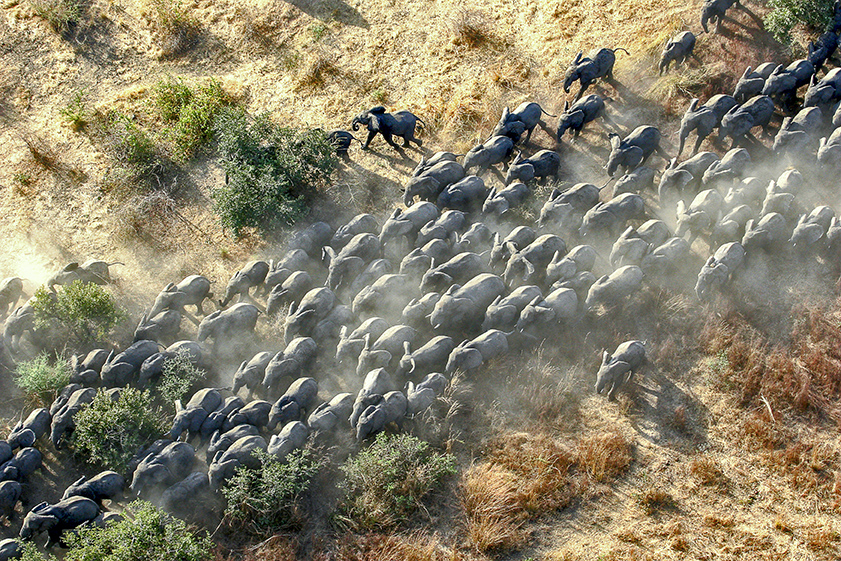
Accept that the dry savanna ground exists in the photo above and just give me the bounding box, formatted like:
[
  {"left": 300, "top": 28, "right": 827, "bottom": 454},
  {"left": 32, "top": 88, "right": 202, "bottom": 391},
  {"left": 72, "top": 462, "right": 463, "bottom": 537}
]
[{"left": 0, "top": 0, "right": 840, "bottom": 558}]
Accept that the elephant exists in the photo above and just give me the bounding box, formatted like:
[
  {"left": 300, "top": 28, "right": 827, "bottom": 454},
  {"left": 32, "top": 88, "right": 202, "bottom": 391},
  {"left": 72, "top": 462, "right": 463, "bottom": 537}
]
[
  {"left": 741, "top": 213, "right": 789, "bottom": 253},
  {"left": 356, "top": 326, "right": 418, "bottom": 377},
  {"left": 818, "top": 127, "right": 841, "bottom": 169},
  {"left": 491, "top": 102, "right": 556, "bottom": 144},
  {"left": 483, "top": 182, "right": 530, "bottom": 216},
  {"left": 808, "top": 31, "right": 840, "bottom": 73},
  {"left": 659, "top": 31, "right": 696, "bottom": 74},
  {"left": 46, "top": 260, "right": 122, "bottom": 292},
  {"left": 169, "top": 407, "right": 209, "bottom": 442},
  {"left": 403, "top": 160, "right": 466, "bottom": 206},
  {"left": 489, "top": 227, "right": 537, "bottom": 271},
  {"left": 452, "top": 222, "right": 493, "bottom": 254},
  {"left": 323, "top": 233, "right": 381, "bottom": 292},
  {"left": 208, "top": 423, "right": 260, "bottom": 456},
  {"left": 445, "top": 329, "right": 509, "bottom": 374},
  {"left": 609, "top": 226, "right": 651, "bottom": 268},
  {"left": 430, "top": 273, "right": 506, "bottom": 334},
  {"left": 396, "top": 336, "right": 455, "bottom": 378},
  {"left": 538, "top": 183, "right": 602, "bottom": 230},
  {"left": 326, "top": 129, "right": 361, "bottom": 159},
  {"left": 307, "top": 392, "right": 354, "bottom": 432},
  {"left": 658, "top": 152, "right": 719, "bottom": 203},
  {"left": 436, "top": 175, "right": 489, "bottom": 213},
  {"left": 223, "top": 399, "right": 272, "bottom": 433},
  {"left": 584, "top": 265, "right": 644, "bottom": 312},
  {"left": 613, "top": 166, "right": 656, "bottom": 198},
  {"left": 62, "top": 471, "right": 124, "bottom": 505},
  {"left": 266, "top": 271, "right": 313, "bottom": 318},
  {"left": 50, "top": 388, "right": 96, "bottom": 448},
  {"left": 353, "top": 274, "right": 414, "bottom": 319},
  {"left": 232, "top": 351, "right": 274, "bottom": 397},
  {"left": 219, "top": 261, "right": 270, "bottom": 308},
  {"left": 702, "top": 149, "right": 752, "bottom": 189},
  {"left": 700, "top": 0, "right": 740, "bottom": 33},
  {"left": 70, "top": 348, "right": 109, "bottom": 381},
  {"left": 563, "top": 47, "right": 629, "bottom": 101},
  {"left": 130, "top": 441, "right": 196, "bottom": 497},
  {"left": 676, "top": 189, "right": 724, "bottom": 245},
  {"left": 420, "top": 252, "right": 486, "bottom": 294},
  {"left": 504, "top": 150, "right": 560, "bottom": 185},
  {"left": 515, "top": 288, "right": 579, "bottom": 335},
  {"left": 710, "top": 204, "right": 754, "bottom": 248},
  {"left": 482, "top": 285, "right": 543, "bottom": 332},
  {"left": 579, "top": 193, "right": 645, "bottom": 238},
  {"left": 406, "top": 373, "right": 448, "bottom": 415},
  {"left": 773, "top": 107, "right": 823, "bottom": 158},
  {"left": 133, "top": 309, "right": 181, "bottom": 343},
  {"left": 503, "top": 234, "right": 567, "bottom": 287},
  {"left": 379, "top": 203, "right": 440, "bottom": 248},
  {"left": 803, "top": 68, "right": 841, "bottom": 110},
  {"left": 605, "top": 126, "right": 668, "bottom": 176},
  {"left": 8, "top": 408, "right": 50, "bottom": 447},
  {"left": 331, "top": 214, "right": 380, "bottom": 249},
  {"left": 677, "top": 99, "right": 717, "bottom": 157},
  {"left": 347, "top": 259, "right": 394, "bottom": 300},
  {"left": 208, "top": 435, "right": 267, "bottom": 489},
  {"left": 733, "top": 63, "right": 777, "bottom": 103},
  {"left": 336, "top": 317, "right": 390, "bottom": 364},
  {"left": 19, "top": 497, "right": 100, "bottom": 547},
  {"left": 462, "top": 136, "right": 515, "bottom": 174},
  {"left": 197, "top": 303, "right": 259, "bottom": 344},
  {"left": 545, "top": 245, "right": 597, "bottom": 286},
  {"left": 595, "top": 340, "right": 646, "bottom": 399},
  {"left": 0, "top": 481, "right": 21, "bottom": 518},
  {"left": 286, "top": 222, "right": 334, "bottom": 258},
  {"left": 556, "top": 94, "right": 608, "bottom": 141},
  {"left": 198, "top": 396, "right": 245, "bottom": 443},
  {"left": 351, "top": 106, "right": 424, "bottom": 150},
  {"left": 0, "top": 447, "right": 41, "bottom": 482},
  {"left": 160, "top": 471, "right": 209, "bottom": 514},
  {"left": 267, "top": 421, "right": 309, "bottom": 460},
  {"left": 695, "top": 242, "right": 745, "bottom": 300},
  {"left": 100, "top": 340, "right": 160, "bottom": 387},
  {"left": 639, "top": 237, "right": 691, "bottom": 277},
  {"left": 416, "top": 210, "right": 467, "bottom": 247},
  {"left": 262, "top": 337, "right": 318, "bottom": 397},
  {"left": 790, "top": 206, "right": 835, "bottom": 251},
  {"left": 0, "top": 277, "right": 24, "bottom": 319},
  {"left": 147, "top": 275, "right": 213, "bottom": 326},
  {"left": 761, "top": 60, "right": 814, "bottom": 109},
  {"left": 350, "top": 368, "right": 395, "bottom": 428},
  {"left": 0, "top": 539, "right": 20, "bottom": 561},
  {"left": 268, "top": 377, "right": 319, "bottom": 430},
  {"left": 402, "top": 292, "right": 441, "bottom": 329},
  {"left": 356, "top": 391, "right": 407, "bottom": 440}
]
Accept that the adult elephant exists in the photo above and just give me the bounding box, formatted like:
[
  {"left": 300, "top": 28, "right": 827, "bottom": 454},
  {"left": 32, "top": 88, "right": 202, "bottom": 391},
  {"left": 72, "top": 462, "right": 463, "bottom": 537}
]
[{"left": 351, "top": 106, "right": 424, "bottom": 151}]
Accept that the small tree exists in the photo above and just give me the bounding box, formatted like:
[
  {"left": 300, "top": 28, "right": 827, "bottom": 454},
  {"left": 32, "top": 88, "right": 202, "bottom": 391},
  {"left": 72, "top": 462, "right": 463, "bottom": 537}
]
[
  {"left": 222, "top": 449, "right": 322, "bottom": 536},
  {"left": 764, "top": 0, "right": 834, "bottom": 43},
  {"left": 63, "top": 501, "right": 212, "bottom": 561},
  {"left": 157, "top": 348, "right": 206, "bottom": 407},
  {"left": 31, "top": 281, "right": 126, "bottom": 346},
  {"left": 338, "top": 433, "right": 457, "bottom": 529},
  {"left": 71, "top": 388, "right": 167, "bottom": 472},
  {"left": 211, "top": 108, "right": 337, "bottom": 236},
  {"left": 13, "top": 353, "right": 71, "bottom": 404}
]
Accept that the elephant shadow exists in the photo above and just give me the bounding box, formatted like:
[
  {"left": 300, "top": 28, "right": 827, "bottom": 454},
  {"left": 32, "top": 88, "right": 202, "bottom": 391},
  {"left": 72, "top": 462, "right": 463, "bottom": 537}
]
[{"left": 283, "top": 0, "right": 369, "bottom": 28}]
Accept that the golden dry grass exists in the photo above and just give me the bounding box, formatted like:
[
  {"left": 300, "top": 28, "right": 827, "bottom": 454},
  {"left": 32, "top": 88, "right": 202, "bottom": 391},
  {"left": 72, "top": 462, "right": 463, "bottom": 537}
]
[
  {"left": 577, "top": 432, "right": 633, "bottom": 483},
  {"left": 460, "top": 463, "right": 527, "bottom": 553}
]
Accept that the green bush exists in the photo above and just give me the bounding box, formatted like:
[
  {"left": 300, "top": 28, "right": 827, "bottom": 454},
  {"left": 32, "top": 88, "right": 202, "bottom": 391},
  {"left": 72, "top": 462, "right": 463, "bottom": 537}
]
[
  {"left": 30, "top": 0, "right": 79, "bottom": 32},
  {"left": 157, "top": 348, "right": 206, "bottom": 407},
  {"left": 211, "top": 108, "right": 337, "bottom": 236},
  {"left": 64, "top": 500, "right": 212, "bottom": 561},
  {"left": 152, "top": 77, "right": 233, "bottom": 160},
  {"left": 19, "top": 541, "right": 56, "bottom": 561},
  {"left": 764, "top": 0, "right": 834, "bottom": 43},
  {"left": 338, "top": 433, "right": 457, "bottom": 529},
  {"left": 106, "top": 112, "right": 158, "bottom": 168},
  {"left": 31, "top": 281, "right": 126, "bottom": 346},
  {"left": 222, "top": 449, "right": 322, "bottom": 536},
  {"left": 13, "top": 353, "right": 71, "bottom": 404},
  {"left": 71, "top": 388, "right": 166, "bottom": 471},
  {"left": 61, "top": 89, "right": 89, "bottom": 130}
]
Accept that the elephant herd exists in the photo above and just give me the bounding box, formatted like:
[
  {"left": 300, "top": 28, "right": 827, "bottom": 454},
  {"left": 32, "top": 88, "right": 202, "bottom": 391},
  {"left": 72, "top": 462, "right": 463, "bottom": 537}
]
[{"left": 4, "top": 1, "right": 841, "bottom": 553}]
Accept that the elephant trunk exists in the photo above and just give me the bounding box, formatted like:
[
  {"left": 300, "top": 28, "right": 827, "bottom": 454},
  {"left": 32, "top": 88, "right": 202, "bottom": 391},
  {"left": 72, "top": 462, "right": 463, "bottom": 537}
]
[{"left": 351, "top": 117, "right": 362, "bottom": 132}]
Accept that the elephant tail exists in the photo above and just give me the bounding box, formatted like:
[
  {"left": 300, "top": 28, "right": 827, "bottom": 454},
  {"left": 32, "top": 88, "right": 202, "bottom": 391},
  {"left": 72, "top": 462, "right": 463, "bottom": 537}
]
[
  {"left": 415, "top": 116, "right": 427, "bottom": 130},
  {"left": 539, "top": 106, "right": 558, "bottom": 118},
  {"left": 613, "top": 47, "right": 630, "bottom": 56}
]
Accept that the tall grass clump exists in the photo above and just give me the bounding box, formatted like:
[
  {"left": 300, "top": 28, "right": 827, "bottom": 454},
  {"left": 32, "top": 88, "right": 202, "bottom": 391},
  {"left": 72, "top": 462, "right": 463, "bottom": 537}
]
[
  {"left": 211, "top": 108, "right": 337, "bottom": 236},
  {"left": 30, "top": 0, "right": 79, "bottom": 32},
  {"left": 338, "top": 433, "right": 457, "bottom": 529}
]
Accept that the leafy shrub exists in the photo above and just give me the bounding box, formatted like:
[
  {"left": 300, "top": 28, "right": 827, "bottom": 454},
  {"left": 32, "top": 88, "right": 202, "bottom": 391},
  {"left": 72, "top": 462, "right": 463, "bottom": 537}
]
[
  {"left": 222, "top": 449, "right": 322, "bottom": 536},
  {"left": 30, "top": 0, "right": 79, "bottom": 32},
  {"left": 157, "top": 348, "right": 206, "bottom": 407},
  {"left": 31, "top": 281, "right": 126, "bottom": 346},
  {"left": 61, "top": 89, "right": 89, "bottom": 130},
  {"left": 105, "top": 112, "right": 158, "bottom": 168},
  {"left": 338, "top": 433, "right": 457, "bottom": 529},
  {"left": 71, "top": 388, "right": 166, "bottom": 471},
  {"left": 151, "top": 76, "right": 193, "bottom": 121},
  {"left": 155, "top": 77, "right": 233, "bottom": 160},
  {"left": 19, "top": 541, "right": 56, "bottom": 561},
  {"left": 211, "top": 108, "right": 337, "bottom": 236},
  {"left": 764, "top": 0, "right": 834, "bottom": 43},
  {"left": 64, "top": 500, "right": 213, "bottom": 561},
  {"left": 13, "top": 353, "right": 71, "bottom": 404}
]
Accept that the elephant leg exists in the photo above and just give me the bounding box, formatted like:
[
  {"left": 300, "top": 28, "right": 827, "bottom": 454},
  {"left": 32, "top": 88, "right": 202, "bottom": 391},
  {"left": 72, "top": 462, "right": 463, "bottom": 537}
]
[
  {"left": 574, "top": 83, "right": 586, "bottom": 102},
  {"left": 384, "top": 133, "right": 401, "bottom": 149},
  {"left": 363, "top": 131, "right": 377, "bottom": 149},
  {"left": 693, "top": 134, "right": 704, "bottom": 155},
  {"left": 402, "top": 134, "right": 410, "bottom": 147},
  {"left": 413, "top": 135, "right": 422, "bottom": 148}
]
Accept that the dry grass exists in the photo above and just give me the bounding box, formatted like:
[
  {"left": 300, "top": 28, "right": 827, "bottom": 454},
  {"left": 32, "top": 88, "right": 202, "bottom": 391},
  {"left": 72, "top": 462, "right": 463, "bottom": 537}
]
[
  {"left": 689, "top": 456, "right": 726, "bottom": 487},
  {"left": 636, "top": 487, "right": 677, "bottom": 515},
  {"left": 460, "top": 463, "right": 527, "bottom": 553},
  {"left": 295, "top": 51, "right": 341, "bottom": 92},
  {"left": 448, "top": 9, "right": 496, "bottom": 49},
  {"left": 577, "top": 432, "right": 633, "bottom": 483},
  {"left": 143, "top": 0, "right": 200, "bottom": 58}
]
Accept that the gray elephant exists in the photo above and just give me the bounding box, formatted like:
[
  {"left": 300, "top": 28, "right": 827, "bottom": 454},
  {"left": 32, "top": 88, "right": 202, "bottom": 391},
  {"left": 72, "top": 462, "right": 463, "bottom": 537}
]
[
  {"left": 702, "top": 148, "right": 751, "bottom": 186},
  {"left": 62, "top": 471, "right": 124, "bottom": 505},
  {"left": 676, "top": 189, "right": 724, "bottom": 245},
  {"left": 658, "top": 152, "right": 719, "bottom": 203},
  {"left": 208, "top": 423, "right": 260, "bottom": 456},
  {"left": 169, "top": 407, "right": 209, "bottom": 442},
  {"left": 336, "top": 317, "right": 389, "bottom": 364},
  {"left": 0, "top": 481, "right": 21, "bottom": 518},
  {"left": 331, "top": 214, "right": 380, "bottom": 249},
  {"left": 0, "top": 447, "right": 41, "bottom": 482},
  {"left": 710, "top": 204, "right": 754, "bottom": 248},
  {"left": 482, "top": 285, "right": 543, "bottom": 332},
  {"left": 70, "top": 348, "right": 109, "bottom": 383},
  {"left": 0, "top": 277, "right": 24, "bottom": 319},
  {"left": 818, "top": 127, "right": 841, "bottom": 169},
  {"left": 350, "top": 368, "right": 395, "bottom": 428},
  {"left": 219, "top": 261, "right": 270, "bottom": 308},
  {"left": 606, "top": 126, "right": 668, "bottom": 176},
  {"left": 545, "top": 245, "right": 597, "bottom": 286},
  {"left": 262, "top": 337, "right": 318, "bottom": 397},
  {"left": 208, "top": 435, "right": 267, "bottom": 489},
  {"left": 445, "top": 329, "right": 509, "bottom": 374},
  {"left": 285, "top": 221, "right": 333, "bottom": 258},
  {"left": 421, "top": 252, "right": 486, "bottom": 294},
  {"left": 19, "top": 497, "right": 99, "bottom": 547},
  {"left": 659, "top": 31, "right": 696, "bottom": 74},
  {"left": 695, "top": 242, "right": 745, "bottom": 300},
  {"left": 232, "top": 351, "right": 274, "bottom": 397},
  {"left": 133, "top": 309, "right": 181, "bottom": 343},
  {"left": 406, "top": 373, "right": 448, "bottom": 416},
  {"left": 197, "top": 303, "right": 259, "bottom": 346},
  {"left": 733, "top": 63, "right": 777, "bottom": 102},
  {"left": 416, "top": 210, "right": 467, "bottom": 247},
  {"left": 198, "top": 396, "right": 245, "bottom": 442},
  {"left": 357, "top": 325, "right": 418, "bottom": 376},
  {"left": 429, "top": 273, "right": 506, "bottom": 333},
  {"left": 773, "top": 106, "right": 823, "bottom": 158},
  {"left": 396, "top": 336, "right": 455, "bottom": 378},
  {"left": 677, "top": 99, "right": 717, "bottom": 157},
  {"left": 8, "top": 408, "right": 50, "bottom": 447},
  {"left": 100, "top": 340, "right": 160, "bottom": 387},
  {"left": 267, "top": 421, "right": 309, "bottom": 460},
  {"left": 436, "top": 175, "right": 489, "bottom": 213},
  {"left": 505, "top": 150, "right": 560, "bottom": 185},
  {"left": 50, "top": 388, "right": 96, "bottom": 448},
  {"left": 489, "top": 226, "right": 537, "bottom": 271},
  {"left": 719, "top": 95, "right": 775, "bottom": 147},
  {"left": 463, "top": 136, "right": 515, "bottom": 174},
  {"left": 147, "top": 275, "right": 213, "bottom": 326},
  {"left": 556, "top": 94, "right": 608, "bottom": 141},
  {"left": 353, "top": 274, "right": 414, "bottom": 319},
  {"left": 403, "top": 160, "right": 466, "bottom": 206},
  {"left": 761, "top": 60, "right": 814, "bottom": 109},
  {"left": 640, "top": 237, "right": 691, "bottom": 278},
  {"left": 356, "top": 391, "right": 408, "bottom": 441},
  {"left": 483, "top": 183, "right": 530, "bottom": 216},
  {"left": 268, "top": 377, "right": 319, "bottom": 430},
  {"left": 538, "top": 183, "right": 602, "bottom": 230},
  {"left": 130, "top": 441, "right": 196, "bottom": 497},
  {"left": 563, "top": 47, "right": 629, "bottom": 101},
  {"left": 503, "top": 234, "right": 567, "bottom": 286},
  {"left": 790, "top": 206, "right": 835, "bottom": 251},
  {"left": 491, "top": 102, "right": 556, "bottom": 144},
  {"left": 326, "top": 129, "right": 361, "bottom": 159},
  {"left": 585, "top": 265, "right": 644, "bottom": 312},
  {"left": 46, "top": 260, "right": 122, "bottom": 292},
  {"left": 379, "top": 203, "right": 440, "bottom": 248},
  {"left": 402, "top": 292, "right": 441, "bottom": 329},
  {"left": 803, "top": 68, "right": 841, "bottom": 109},
  {"left": 808, "top": 31, "right": 839, "bottom": 72},
  {"left": 579, "top": 192, "right": 645, "bottom": 238},
  {"left": 0, "top": 539, "right": 20, "bottom": 561},
  {"left": 160, "top": 471, "right": 209, "bottom": 514},
  {"left": 700, "top": 0, "right": 739, "bottom": 33},
  {"left": 609, "top": 226, "right": 650, "bottom": 268},
  {"left": 452, "top": 222, "right": 493, "bottom": 254},
  {"left": 612, "top": 164, "right": 658, "bottom": 197},
  {"left": 515, "top": 287, "right": 579, "bottom": 336},
  {"left": 308, "top": 392, "right": 354, "bottom": 432},
  {"left": 324, "top": 233, "right": 381, "bottom": 292},
  {"left": 741, "top": 213, "right": 789, "bottom": 253},
  {"left": 267, "top": 271, "right": 313, "bottom": 318},
  {"left": 595, "top": 340, "right": 646, "bottom": 399},
  {"left": 351, "top": 106, "right": 424, "bottom": 150}
]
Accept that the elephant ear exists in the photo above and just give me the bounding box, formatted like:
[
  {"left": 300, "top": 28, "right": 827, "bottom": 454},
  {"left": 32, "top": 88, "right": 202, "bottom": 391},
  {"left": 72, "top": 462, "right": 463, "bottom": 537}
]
[
  {"left": 742, "top": 66, "right": 752, "bottom": 78},
  {"left": 164, "top": 282, "right": 177, "bottom": 292},
  {"left": 564, "top": 100, "right": 570, "bottom": 112},
  {"left": 608, "top": 133, "right": 621, "bottom": 150},
  {"left": 369, "top": 106, "right": 386, "bottom": 114},
  {"left": 689, "top": 98, "right": 700, "bottom": 112},
  {"left": 501, "top": 107, "right": 510, "bottom": 122},
  {"left": 674, "top": 170, "right": 694, "bottom": 188},
  {"left": 63, "top": 262, "right": 80, "bottom": 272},
  {"left": 369, "top": 113, "right": 382, "bottom": 132},
  {"left": 601, "top": 350, "right": 610, "bottom": 365},
  {"left": 624, "top": 146, "right": 645, "bottom": 170},
  {"left": 574, "top": 51, "right": 583, "bottom": 64}
]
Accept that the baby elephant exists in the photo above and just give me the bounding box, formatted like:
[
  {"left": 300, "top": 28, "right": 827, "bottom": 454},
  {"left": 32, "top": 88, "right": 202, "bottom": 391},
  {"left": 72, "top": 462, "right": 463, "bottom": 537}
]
[
  {"left": 659, "top": 31, "right": 696, "bottom": 74},
  {"left": 351, "top": 106, "right": 424, "bottom": 151},
  {"left": 595, "top": 340, "right": 646, "bottom": 399}
]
